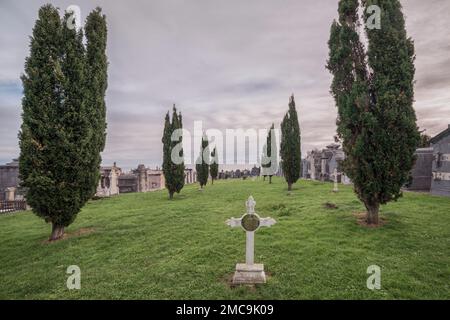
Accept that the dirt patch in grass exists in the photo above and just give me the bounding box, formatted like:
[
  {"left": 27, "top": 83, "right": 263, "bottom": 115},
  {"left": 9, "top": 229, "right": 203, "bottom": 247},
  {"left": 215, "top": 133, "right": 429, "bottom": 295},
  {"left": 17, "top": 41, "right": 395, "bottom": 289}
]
[
  {"left": 221, "top": 273, "right": 241, "bottom": 289},
  {"left": 43, "top": 227, "right": 95, "bottom": 244},
  {"left": 324, "top": 202, "right": 338, "bottom": 210},
  {"left": 353, "top": 212, "right": 387, "bottom": 228}
]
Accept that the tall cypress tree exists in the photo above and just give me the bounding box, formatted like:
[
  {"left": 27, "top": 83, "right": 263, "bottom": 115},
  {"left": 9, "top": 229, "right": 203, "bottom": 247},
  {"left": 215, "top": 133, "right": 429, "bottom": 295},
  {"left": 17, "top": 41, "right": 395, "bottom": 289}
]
[
  {"left": 174, "top": 108, "right": 185, "bottom": 192},
  {"left": 196, "top": 133, "right": 209, "bottom": 189},
  {"left": 261, "top": 123, "right": 277, "bottom": 184},
  {"left": 162, "top": 105, "right": 185, "bottom": 199},
  {"left": 19, "top": 5, "right": 107, "bottom": 240},
  {"left": 84, "top": 7, "right": 108, "bottom": 201},
  {"left": 210, "top": 147, "right": 218, "bottom": 185},
  {"left": 280, "top": 95, "right": 301, "bottom": 191},
  {"left": 327, "top": 0, "right": 419, "bottom": 224}
]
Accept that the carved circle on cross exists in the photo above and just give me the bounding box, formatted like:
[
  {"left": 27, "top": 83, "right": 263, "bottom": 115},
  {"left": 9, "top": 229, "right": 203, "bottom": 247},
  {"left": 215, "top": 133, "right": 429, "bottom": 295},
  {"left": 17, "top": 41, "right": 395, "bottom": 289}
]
[{"left": 241, "top": 213, "right": 260, "bottom": 232}]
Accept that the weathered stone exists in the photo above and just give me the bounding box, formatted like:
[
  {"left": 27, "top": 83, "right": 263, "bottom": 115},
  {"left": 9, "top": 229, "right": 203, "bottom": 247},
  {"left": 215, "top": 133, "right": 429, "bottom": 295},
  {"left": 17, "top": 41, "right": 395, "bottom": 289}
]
[{"left": 232, "top": 263, "right": 266, "bottom": 284}]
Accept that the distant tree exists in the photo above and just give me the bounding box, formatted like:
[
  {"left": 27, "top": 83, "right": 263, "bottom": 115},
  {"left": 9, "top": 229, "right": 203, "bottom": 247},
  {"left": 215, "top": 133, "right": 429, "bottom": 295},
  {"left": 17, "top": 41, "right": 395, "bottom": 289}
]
[
  {"left": 261, "top": 123, "right": 278, "bottom": 184},
  {"left": 210, "top": 147, "right": 219, "bottom": 185},
  {"left": 162, "top": 105, "right": 185, "bottom": 199},
  {"left": 280, "top": 95, "right": 301, "bottom": 191},
  {"left": 19, "top": 5, "right": 108, "bottom": 241},
  {"left": 327, "top": 0, "right": 420, "bottom": 224},
  {"left": 196, "top": 133, "right": 210, "bottom": 189},
  {"left": 419, "top": 133, "right": 431, "bottom": 148}
]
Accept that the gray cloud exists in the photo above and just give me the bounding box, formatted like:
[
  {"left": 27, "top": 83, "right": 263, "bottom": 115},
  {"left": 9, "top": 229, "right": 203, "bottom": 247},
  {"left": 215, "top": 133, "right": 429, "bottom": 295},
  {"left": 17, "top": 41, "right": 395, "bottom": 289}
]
[{"left": 0, "top": 0, "right": 449, "bottom": 170}]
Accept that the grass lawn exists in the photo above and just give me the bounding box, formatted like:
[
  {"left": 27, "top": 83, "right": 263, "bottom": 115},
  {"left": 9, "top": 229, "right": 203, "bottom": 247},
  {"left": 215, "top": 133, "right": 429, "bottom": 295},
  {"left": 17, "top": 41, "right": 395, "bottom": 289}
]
[{"left": 0, "top": 177, "right": 449, "bottom": 299}]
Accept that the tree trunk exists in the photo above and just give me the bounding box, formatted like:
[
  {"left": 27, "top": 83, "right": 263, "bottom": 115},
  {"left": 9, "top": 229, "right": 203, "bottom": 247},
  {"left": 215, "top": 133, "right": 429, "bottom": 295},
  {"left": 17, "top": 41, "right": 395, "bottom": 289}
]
[
  {"left": 49, "top": 223, "right": 65, "bottom": 241},
  {"left": 211, "top": 179, "right": 214, "bottom": 185},
  {"left": 269, "top": 176, "right": 272, "bottom": 184},
  {"left": 263, "top": 176, "right": 266, "bottom": 181},
  {"left": 365, "top": 202, "right": 380, "bottom": 225},
  {"left": 287, "top": 183, "right": 292, "bottom": 191},
  {"left": 169, "top": 192, "right": 174, "bottom": 200}
]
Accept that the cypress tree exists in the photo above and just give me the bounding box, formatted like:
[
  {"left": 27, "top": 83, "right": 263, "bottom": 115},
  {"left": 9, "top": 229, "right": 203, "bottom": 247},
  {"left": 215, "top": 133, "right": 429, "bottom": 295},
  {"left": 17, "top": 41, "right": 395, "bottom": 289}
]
[
  {"left": 195, "top": 133, "right": 209, "bottom": 189},
  {"left": 327, "top": 0, "right": 420, "bottom": 224},
  {"left": 84, "top": 7, "right": 108, "bottom": 201},
  {"left": 210, "top": 147, "right": 219, "bottom": 184},
  {"left": 418, "top": 133, "right": 431, "bottom": 148},
  {"left": 261, "top": 123, "right": 277, "bottom": 184},
  {"left": 162, "top": 105, "right": 185, "bottom": 199},
  {"left": 162, "top": 112, "right": 172, "bottom": 198},
  {"left": 280, "top": 95, "right": 301, "bottom": 191},
  {"left": 174, "top": 108, "right": 185, "bottom": 192},
  {"left": 19, "top": 5, "right": 107, "bottom": 240}
]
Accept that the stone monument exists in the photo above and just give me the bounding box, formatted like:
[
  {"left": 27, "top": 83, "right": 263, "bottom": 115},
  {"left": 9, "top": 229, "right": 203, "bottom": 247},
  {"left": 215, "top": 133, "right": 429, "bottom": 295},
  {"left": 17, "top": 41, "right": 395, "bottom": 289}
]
[
  {"left": 226, "top": 196, "right": 276, "bottom": 284},
  {"left": 333, "top": 168, "right": 339, "bottom": 193}
]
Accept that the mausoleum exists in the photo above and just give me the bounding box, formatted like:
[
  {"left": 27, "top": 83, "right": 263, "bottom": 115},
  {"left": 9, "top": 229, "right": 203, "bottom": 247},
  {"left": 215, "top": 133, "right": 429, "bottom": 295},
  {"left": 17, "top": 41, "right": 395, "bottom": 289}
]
[{"left": 430, "top": 124, "right": 450, "bottom": 197}]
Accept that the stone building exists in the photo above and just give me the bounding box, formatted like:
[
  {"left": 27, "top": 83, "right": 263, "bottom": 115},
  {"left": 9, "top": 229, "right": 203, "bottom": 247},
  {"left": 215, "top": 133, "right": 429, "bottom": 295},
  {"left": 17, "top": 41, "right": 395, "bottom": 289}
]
[
  {"left": 304, "top": 144, "right": 349, "bottom": 183},
  {"left": 185, "top": 168, "right": 197, "bottom": 184},
  {"left": 118, "top": 165, "right": 165, "bottom": 194},
  {"left": 117, "top": 165, "right": 196, "bottom": 194},
  {"left": 305, "top": 149, "right": 322, "bottom": 180},
  {"left": 430, "top": 125, "right": 450, "bottom": 197},
  {"left": 0, "top": 159, "right": 21, "bottom": 201},
  {"left": 96, "top": 163, "right": 122, "bottom": 197},
  {"left": 328, "top": 147, "right": 345, "bottom": 183},
  {"left": 118, "top": 173, "right": 138, "bottom": 193},
  {"left": 301, "top": 159, "right": 309, "bottom": 178},
  {"left": 319, "top": 144, "right": 342, "bottom": 181},
  {"left": 408, "top": 148, "right": 433, "bottom": 191}
]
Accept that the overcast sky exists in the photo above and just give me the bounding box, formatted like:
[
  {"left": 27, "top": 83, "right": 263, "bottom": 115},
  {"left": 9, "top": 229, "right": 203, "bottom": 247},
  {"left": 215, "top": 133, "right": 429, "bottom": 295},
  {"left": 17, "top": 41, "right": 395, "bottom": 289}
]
[{"left": 0, "top": 0, "right": 449, "bottom": 170}]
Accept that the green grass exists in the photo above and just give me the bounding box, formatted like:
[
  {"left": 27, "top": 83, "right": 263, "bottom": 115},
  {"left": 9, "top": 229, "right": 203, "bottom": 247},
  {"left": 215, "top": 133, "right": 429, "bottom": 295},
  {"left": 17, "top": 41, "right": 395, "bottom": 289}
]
[{"left": 0, "top": 178, "right": 449, "bottom": 299}]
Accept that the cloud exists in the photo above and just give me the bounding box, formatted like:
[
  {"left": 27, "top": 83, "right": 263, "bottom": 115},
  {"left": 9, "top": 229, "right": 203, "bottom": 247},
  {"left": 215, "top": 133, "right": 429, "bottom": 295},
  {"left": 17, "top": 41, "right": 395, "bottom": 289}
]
[{"left": 0, "top": 0, "right": 449, "bottom": 170}]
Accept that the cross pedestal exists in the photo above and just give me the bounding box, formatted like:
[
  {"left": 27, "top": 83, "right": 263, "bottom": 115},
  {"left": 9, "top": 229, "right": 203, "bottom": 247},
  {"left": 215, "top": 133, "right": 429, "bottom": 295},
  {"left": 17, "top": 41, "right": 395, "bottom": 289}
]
[{"left": 226, "top": 196, "right": 276, "bottom": 284}]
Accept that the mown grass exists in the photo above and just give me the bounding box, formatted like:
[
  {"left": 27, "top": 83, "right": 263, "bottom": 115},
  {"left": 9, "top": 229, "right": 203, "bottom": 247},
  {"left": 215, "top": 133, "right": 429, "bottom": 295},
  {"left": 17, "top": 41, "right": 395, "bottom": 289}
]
[{"left": 0, "top": 177, "right": 449, "bottom": 299}]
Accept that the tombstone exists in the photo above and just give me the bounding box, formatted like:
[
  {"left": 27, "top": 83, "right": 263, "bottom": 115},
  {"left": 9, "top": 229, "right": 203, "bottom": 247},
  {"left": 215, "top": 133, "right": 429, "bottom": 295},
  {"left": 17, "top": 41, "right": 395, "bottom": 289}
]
[
  {"left": 333, "top": 168, "right": 338, "bottom": 193},
  {"left": 226, "top": 196, "right": 276, "bottom": 284},
  {"left": 5, "top": 187, "right": 16, "bottom": 201}
]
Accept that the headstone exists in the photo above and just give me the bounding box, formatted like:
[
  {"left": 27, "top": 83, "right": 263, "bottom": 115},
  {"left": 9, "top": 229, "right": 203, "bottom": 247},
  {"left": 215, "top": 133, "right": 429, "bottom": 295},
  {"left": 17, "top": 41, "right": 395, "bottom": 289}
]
[
  {"left": 5, "top": 187, "right": 16, "bottom": 201},
  {"left": 226, "top": 196, "right": 276, "bottom": 284}
]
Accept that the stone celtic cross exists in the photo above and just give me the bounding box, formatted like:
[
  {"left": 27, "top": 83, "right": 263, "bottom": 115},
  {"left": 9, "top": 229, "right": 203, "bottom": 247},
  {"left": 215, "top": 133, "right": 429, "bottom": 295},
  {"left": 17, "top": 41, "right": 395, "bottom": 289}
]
[{"left": 226, "top": 196, "right": 276, "bottom": 284}]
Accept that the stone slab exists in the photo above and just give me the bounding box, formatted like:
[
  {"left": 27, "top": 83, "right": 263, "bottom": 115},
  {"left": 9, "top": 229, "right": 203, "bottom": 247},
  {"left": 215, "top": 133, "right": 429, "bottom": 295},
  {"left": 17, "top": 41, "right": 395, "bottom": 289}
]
[{"left": 232, "top": 263, "right": 266, "bottom": 284}]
